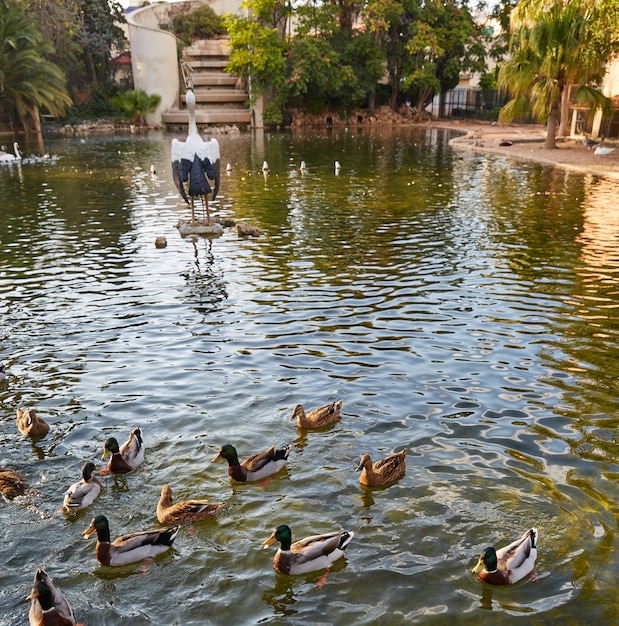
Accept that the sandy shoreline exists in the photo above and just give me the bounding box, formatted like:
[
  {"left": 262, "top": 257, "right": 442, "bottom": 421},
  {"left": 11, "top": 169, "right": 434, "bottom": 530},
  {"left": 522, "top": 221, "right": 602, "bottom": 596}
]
[{"left": 433, "top": 119, "right": 619, "bottom": 181}]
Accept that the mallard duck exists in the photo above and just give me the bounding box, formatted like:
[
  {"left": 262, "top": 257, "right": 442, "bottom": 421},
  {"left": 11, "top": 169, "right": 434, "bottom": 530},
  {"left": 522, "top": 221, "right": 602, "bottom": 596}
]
[
  {"left": 157, "top": 484, "right": 224, "bottom": 524},
  {"left": 291, "top": 400, "right": 343, "bottom": 429},
  {"left": 16, "top": 408, "right": 50, "bottom": 437},
  {"left": 101, "top": 427, "right": 144, "bottom": 474},
  {"left": 0, "top": 466, "right": 29, "bottom": 499},
  {"left": 83, "top": 514, "right": 180, "bottom": 566},
  {"left": 472, "top": 528, "right": 539, "bottom": 585},
  {"left": 262, "top": 524, "right": 354, "bottom": 575},
  {"left": 212, "top": 443, "right": 290, "bottom": 482},
  {"left": 62, "top": 462, "right": 101, "bottom": 512},
  {"left": 356, "top": 449, "right": 406, "bottom": 487},
  {"left": 27, "top": 568, "right": 76, "bottom": 626}
]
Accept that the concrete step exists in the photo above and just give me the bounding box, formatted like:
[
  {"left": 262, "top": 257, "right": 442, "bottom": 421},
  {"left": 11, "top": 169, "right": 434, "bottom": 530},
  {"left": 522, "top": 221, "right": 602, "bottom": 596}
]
[
  {"left": 183, "top": 90, "right": 248, "bottom": 103},
  {"left": 186, "top": 59, "right": 229, "bottom": 70},
  {"left": 190, "top": 73, "right": 239, "bottom": 87},
  {"left": 163, "top": 108, "right": 252, "bottom": 125},
  {"left": 184, "top": 39, "right": 231, "bottom": 57}
]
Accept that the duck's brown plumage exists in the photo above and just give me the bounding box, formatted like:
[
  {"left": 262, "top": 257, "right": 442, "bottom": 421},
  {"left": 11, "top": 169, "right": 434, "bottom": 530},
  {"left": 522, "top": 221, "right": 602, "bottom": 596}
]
[
  {"left": 157, "top": 484, "right": 224, "bottom": 524},
  {"left": 16, "top": 408, "right": 50, "bottom": 437},
  {"left": 0, "top": 466, "right": 29, "bottom": 499},
  {"left": 356, "top": 450, "right": 407, "bottom": 487},
  {"left": 291, "top": 400, "right": 343, "bottom": 428}
]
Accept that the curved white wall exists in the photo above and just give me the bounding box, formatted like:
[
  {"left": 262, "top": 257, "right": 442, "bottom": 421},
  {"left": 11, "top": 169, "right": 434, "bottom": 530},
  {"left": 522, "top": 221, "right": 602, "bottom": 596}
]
[{"left": 125, "top": 0, "right": 242, "bottom": 125}]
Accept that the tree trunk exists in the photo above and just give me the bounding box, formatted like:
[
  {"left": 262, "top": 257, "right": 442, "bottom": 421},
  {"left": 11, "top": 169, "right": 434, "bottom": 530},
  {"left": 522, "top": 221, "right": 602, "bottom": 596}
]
[
  {"left": 558, "top": 85, "right": 571, "bottom": 137},
  {"left": 389, "top": 78, "right": 399, "bottom": 111},
  {"left": 545, "top": 104, "right": 559, "bottom": 149}
]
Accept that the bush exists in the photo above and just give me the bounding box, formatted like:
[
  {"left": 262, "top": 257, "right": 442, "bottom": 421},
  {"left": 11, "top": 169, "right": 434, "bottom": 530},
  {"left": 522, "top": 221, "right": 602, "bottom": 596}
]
[
  {"left": 110, "top": 89, "right": 162, "bottom": 126},
  {"left": 172, "top": 5, "right": 226, "bottom": 46}
]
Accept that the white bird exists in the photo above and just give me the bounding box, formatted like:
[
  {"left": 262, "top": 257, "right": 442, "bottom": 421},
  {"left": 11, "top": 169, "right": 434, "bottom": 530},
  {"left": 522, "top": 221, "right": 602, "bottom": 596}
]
[
  {"left": 594, "top": 144, "right": 615, "bottom": 156},
  {"left": 226, "top": 163, "right": 232, "bottom": 173},
  {"left": 262, "top": 160, "right": 269, "bottom": 174},
  {"left": 171, "top": 78, "right": 220, "bottom": 225},
  {"left": 0, "top": 142, "right": 21, "bottom": 163},
  {"left": 334, "top": 160, "right": 341, "bottom": 174},
  {"left": 300, "top": 160, "right": 307, "bottom": 172}
]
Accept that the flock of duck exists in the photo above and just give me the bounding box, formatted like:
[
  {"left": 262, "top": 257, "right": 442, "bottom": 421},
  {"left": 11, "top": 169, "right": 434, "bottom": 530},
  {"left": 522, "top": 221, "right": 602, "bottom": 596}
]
[{"left": 1, "top": 365, "right": 539, "bottom": 624}]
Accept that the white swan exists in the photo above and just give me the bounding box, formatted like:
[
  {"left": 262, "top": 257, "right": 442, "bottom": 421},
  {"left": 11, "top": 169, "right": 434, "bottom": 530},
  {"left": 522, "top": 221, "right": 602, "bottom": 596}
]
[{"left": 0, "top": 142, "right": 21, "bottom": 163}]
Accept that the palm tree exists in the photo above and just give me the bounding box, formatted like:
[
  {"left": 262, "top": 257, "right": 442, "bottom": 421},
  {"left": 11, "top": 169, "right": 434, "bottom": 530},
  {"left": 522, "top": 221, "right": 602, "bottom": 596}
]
[
  {"left": 498, "top": 0, "right": 609, "bottom": 148},
  {"left": 0, "top": 0, "right": 71, "bottom": 133}
]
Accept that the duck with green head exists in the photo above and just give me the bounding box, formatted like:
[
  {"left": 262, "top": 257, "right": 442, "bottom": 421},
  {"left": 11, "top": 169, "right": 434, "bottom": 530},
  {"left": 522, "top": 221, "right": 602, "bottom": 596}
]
[
  {"left": 262, "top": 524, "right": 354, "bottom": 575},
  {"left": 83, "top": 514, "right": 180, "bottom": 566},
  {"left": 101, "top": 427, "right": 144, "bottom": 474},
  {"left": 212, "top": 443, "right": 290, "bottom": 482},
  {"left": 472, "top": 528, "right": 538, "bottom": 585},
  {"left": 27, "top": 568, "right": 76, "bottom": 626}
]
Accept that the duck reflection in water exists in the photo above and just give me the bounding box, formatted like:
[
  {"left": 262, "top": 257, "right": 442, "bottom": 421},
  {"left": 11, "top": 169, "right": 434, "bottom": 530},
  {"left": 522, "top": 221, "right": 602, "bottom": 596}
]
[{"left": 262, "top": 579, "right": 297, "bottom": 619}]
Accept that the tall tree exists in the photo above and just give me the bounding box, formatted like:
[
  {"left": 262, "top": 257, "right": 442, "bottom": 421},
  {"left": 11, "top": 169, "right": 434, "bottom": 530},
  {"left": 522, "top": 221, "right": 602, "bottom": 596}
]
[
  {"left": 499, "top": 0, "right": 616, "bottom": 147},
  {"left": 0, "top": 0, "right": 71, "bottom": 132},
  {"left": 76, "top": 0, "right": 127, "bottom": 86},
  {"left": 365, "top": 0, "right": 486, "bottom": 111}
]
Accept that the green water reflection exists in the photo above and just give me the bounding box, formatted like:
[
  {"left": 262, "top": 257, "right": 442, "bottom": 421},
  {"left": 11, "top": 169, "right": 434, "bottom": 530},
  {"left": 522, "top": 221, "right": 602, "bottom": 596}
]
[{"left": 0, "top": 127, "right": 618, "bottom": 625}]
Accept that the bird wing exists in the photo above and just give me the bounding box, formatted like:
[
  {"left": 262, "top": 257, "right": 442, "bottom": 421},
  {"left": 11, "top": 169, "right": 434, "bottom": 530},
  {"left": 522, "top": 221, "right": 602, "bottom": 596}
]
[
  {"left": 242, "top": 445, "right": 277, "bottom": 472},
  {"left": 496, "top": 528, "right": 536, "bottom": 571},
  {"left": 34, "top": 569, "right": 75, "bottom": 623},
  {"left": 291, "top": 531, "right": 346, "bottom": 562},
  {"left": 112, "top": 527, "right": 176, "bottom": 552},
  {"left": 64, "top": 479, "right": 98, "bottom": 507},
  {"left": 172, "top": 158, "right": 190, "bottom": 204},
  {"left": 196, "top": 138, "right": 220, "bottom": 199},
  {"left": 119, "top": 428, "right": 144, "bottom": 466}
]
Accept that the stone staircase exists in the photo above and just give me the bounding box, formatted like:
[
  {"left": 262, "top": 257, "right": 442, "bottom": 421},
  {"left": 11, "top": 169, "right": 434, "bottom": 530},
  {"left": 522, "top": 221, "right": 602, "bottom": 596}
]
[{"left": 162, "top": 37, "right": 252, "bottom": 129}]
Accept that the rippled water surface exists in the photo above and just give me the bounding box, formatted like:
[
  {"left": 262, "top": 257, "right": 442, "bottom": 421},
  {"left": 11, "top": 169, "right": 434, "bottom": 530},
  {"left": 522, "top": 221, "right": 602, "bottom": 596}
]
[{"left": 1, "top": 127, "right": 618, "bottom": 625}]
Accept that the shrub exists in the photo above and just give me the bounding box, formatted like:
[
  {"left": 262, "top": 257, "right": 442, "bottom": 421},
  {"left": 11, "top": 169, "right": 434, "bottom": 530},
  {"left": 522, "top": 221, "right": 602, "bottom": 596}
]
[
  {"left": 172, "top": 5, "right": 226, "bottom": 46},
  {"left": 110, "top": 89, "right": 162, "bottom": 126}
]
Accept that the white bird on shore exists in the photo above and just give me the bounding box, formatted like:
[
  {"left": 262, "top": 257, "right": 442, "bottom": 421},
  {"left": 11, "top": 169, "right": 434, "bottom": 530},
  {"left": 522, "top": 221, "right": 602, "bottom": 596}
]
[
  {"left": 594, "top": 144, "right": 615, "bottom": 156},
  {"left": 334, "top": 160, "right": 341, "bottom": 174}
]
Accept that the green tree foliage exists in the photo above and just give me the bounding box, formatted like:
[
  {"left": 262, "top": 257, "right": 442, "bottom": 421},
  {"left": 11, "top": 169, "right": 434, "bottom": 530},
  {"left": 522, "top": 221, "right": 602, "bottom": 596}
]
[
  {"left": 225, "top": 0, "right": 384, "bottom": 124},
  {"left": 111, "top": 89, "right": 161, "bottom": 126},
  {"left": 16, "top": 0, "right": 82, "bottom": 80},
  {"left": 19, "top": 0, "right": 127, "bottom": 92},
  {"left": 76, "top": 0, "right": 127, "bottom": 87},
  {"left": 0, "top": 0, "right": 71, "bottom": 131},
  {"left": 172, "top": 4, "right": 226, "bottom": 47},
  {"left": 364, "top": 0, "right": 487, "bottom": 111},
  {"left": 498, "top": 0, "right": 615, "bottom": 148}
]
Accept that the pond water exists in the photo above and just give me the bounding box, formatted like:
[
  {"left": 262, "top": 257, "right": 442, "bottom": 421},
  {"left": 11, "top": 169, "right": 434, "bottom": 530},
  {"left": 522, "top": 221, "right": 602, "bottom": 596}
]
[{"left": 1, "top": 126, "right": 618, "bottom": 625}]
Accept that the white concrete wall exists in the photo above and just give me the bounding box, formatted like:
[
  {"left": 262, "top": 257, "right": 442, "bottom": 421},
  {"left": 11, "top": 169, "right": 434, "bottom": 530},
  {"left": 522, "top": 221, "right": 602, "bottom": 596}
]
[{"left": 126, "top": 0, "right": 242, "bottom": 125}]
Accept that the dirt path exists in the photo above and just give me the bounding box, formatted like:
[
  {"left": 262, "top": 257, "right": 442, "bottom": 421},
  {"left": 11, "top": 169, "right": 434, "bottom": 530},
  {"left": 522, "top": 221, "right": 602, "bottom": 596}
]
[{"left": 434, "top": 120, "right": 619, "bottom": 181}]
